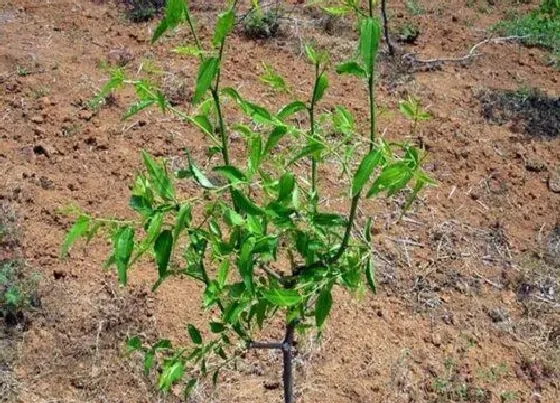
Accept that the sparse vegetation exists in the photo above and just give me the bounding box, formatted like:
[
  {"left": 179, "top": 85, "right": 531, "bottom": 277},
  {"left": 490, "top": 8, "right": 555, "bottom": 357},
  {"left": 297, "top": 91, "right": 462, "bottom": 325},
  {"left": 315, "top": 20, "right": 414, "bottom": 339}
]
[
  {"left": 243, "top": 6, "right": 280, "bottom": 39},
  {"left": 495, "top": 0, "right": 560, "bottom": 66}
]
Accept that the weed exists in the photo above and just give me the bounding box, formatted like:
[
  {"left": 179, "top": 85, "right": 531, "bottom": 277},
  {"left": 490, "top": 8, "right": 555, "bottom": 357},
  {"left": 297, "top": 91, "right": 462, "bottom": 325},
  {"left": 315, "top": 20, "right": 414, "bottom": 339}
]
[
  {"left": 396, "top": 23, "right": 420, "bottom": 44},
  {"left": 0, "top": 260, "right": 40, "bottom": 327},
  {"left": 243, "top": 8, "right": 280, "bottom": 39},
  {"left": 31, "top": 86, "right": 50, "bottom": 99},
  {"left": 406, "top": 0, "right": 425, "bottom": 16},
  {"left": 125, "top": 0, "right": 165, "bottom": 23},
  {"left": 500, "top": 390, "right": 520, "bottom": 402},
  {"left": 494, "top": 1, "right": 560, "bottom": 66},
  {"left": 63, "top": 1, "right": 433, "bottom": 401},
  {"left": 15, "top": 65, "right": 29, "bottom": 77}
]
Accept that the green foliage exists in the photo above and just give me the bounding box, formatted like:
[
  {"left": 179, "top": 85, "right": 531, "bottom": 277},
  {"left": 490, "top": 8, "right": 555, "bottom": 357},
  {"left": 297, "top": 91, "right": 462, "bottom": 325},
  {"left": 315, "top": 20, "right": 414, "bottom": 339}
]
[
  {"left": 243, "top": 8, "right": 280, "bottom": 39},
  {"left": 0, "top": 260, "right": 40, "bottom": 320},
  {"left": 126, "top": 0, "right": 165, "bottom": 23},
  {"left": 495, "top": 1, "right": 560, "bottom": 66},
  {"left": 405, "top": 0, "right": 425, "bottom": 16},
  {"left": 260, "top": 63, "right": 289, "bottom": 92},
  {"left": 64, "top": 0, "right": 434, "bottom": 398}
]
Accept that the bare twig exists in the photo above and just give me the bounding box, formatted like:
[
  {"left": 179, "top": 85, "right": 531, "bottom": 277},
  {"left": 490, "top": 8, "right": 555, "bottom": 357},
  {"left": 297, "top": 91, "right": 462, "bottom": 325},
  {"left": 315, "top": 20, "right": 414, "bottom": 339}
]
[{"left": 403, "top": 35, "right": 529, "bottom": 65}]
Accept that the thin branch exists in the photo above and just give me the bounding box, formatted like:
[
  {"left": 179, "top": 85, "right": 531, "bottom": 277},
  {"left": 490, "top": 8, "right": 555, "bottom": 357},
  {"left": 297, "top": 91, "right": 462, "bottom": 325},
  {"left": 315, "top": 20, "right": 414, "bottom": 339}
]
[
  {"left": 403, "top": 35, "right": 529, "bottom": 64},
  {"left": 249, "top": 341, "right": 283, "bottom": 350}
]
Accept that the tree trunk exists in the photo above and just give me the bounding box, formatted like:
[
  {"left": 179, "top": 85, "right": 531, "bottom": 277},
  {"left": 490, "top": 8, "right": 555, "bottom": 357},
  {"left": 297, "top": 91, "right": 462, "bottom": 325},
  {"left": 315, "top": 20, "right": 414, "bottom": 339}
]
[
  {"left": 381, "top": 0, "right": 394, "bottom": 55},
  {"left": 282, "top": 322, "right": 295, "bottom": 403}
]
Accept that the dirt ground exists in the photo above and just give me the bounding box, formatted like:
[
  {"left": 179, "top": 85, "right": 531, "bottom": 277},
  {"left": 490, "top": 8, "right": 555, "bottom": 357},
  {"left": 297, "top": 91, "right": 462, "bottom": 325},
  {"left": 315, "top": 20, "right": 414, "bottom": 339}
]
[{"left": 1, "top": 0, "right": 559, "bottom": 402}]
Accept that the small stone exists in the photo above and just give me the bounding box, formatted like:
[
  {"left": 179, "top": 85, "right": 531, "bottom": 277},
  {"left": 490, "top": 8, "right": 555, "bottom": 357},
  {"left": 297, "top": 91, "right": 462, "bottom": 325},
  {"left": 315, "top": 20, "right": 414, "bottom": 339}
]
[
  {"left": 31, "top": 115, "right": 44, "bottom": 124},
  {"left": 525, "top": 158, "right": 547, "bottom": 173},
  {"left": 263, "top": 380, "right": 280, "bottom": 390},
  {"left": 431, "top": 333, "right": 442, "bottom": 347},
  {"left": 488, "top": 308, "right": 509, "bottom": 323},
  {"left": 33, "top": 143, "right": 55, "bottom": 157},
  {"left": 79, "top": 110, "right": 93, "bottom": 121},
  {"left": 548, "top": 169, "right": 560, "bottom": 193},
  {"left": 39, "top": 176, "right": 55, "bottom": 190},
  {"left": 107, "top": 48, "right": 133, "bottom": 67},
  {"left": 33, "top": 126, "right": 46, "bottom": 136}
]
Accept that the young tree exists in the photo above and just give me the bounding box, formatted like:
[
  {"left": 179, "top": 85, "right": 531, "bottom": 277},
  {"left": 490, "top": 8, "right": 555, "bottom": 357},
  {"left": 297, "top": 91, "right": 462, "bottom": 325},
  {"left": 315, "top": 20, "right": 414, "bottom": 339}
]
[{"left": 63, "top": 0, "right": 432, "bottom": 401}]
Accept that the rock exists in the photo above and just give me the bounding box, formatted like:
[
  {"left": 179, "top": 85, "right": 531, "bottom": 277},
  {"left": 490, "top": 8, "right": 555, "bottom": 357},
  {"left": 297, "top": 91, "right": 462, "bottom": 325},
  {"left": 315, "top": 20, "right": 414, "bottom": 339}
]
[
  {"left": 525, "top": 158, "right": 547, "bottom": 173},
  {"left": 39, "top": 176, "right": 55, "bottom": 190},
  {"left": 107, "top": 48, "right": 133, "bottom": 67},
  {"left": 31, "top": 115, "right": 44, "bottom": 124},
  {"left": 78, "top": 109, "right": 93, "bottom": 121},
  {"left": 431, "top": 333, "right": 442, "bottom": 347},
  {"left": 32, "top": 143, "right": 55, "bottom": 157},
  {"left": 488, "top": 308, "right": 509, "bottom": 323},
  {"left": 548, "top": 169, "right": 560, "bottom": 193},
  {"left": 33, "top": 126, "right": 46, "bottom": 136},
  {"left": 263, "top": 380, "right": 280, "bottom": 390}
]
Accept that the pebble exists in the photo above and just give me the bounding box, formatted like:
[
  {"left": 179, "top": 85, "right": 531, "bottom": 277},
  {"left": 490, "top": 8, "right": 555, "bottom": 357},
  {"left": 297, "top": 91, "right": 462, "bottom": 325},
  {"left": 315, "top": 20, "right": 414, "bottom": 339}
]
[
  {"left": 548, "top": 169, "right": 560, "bottom": 193},
  {"left": 31, "top": 115, "right": 44, "bottom": 124}
]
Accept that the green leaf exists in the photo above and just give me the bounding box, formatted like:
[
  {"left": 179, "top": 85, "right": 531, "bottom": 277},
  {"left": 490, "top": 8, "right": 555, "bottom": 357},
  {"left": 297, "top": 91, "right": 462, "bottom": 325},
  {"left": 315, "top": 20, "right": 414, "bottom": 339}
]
[
  {"left": 210, "top": 322, "right": 225, "bottom": 333},
  {"left": 312, "top": 212, "right": 348, "bottom": 227},
  {"left": 332, "top": 106, "right": 355, "bottom": 136},
  {"left": 153, "top": 339, "right": 173, "bottom": 350},
  {"left": 223, "top": 208, "right": 244, "bottom": 227},
  {"left": 365, "top": 217, "right": 373, "bottom": 243},
  {"left": 277, "top": 101, "right": 307, "bottom": 121},
  {"left": 277, "top": 173, "right": 295, "bottom": 202},
  {"left": 352, "top": 149, "right": 382, "bottom": 196},
  {"left": 158, "top": 360, "right": 185, "bottom": 391},
  {"left": 323, "top": 6, "right": 353, "bottom": 16},
  {"left": 61, "top": 215, "right": 90, "bottom": 257},
  {"left": 144, "top": 350, "right": 155, "bottom": 376},
  {"left": 212, "top": 165, "right": 246, "bottom": 183},
  {"left": 136, "top": 212, "right": 164, "bottom": 259},
  {"left": 366, "top": 257, "right": 376, "bottom": 294},
  {"left": 127, "top": 336, "right": 143, "bottom": 353},
  {"left": 260, "top": 63, "right": 289, "bottom": 92},
  {"left": 238, "top": 237, "right": 256, "bottom": 293},
  {"left": 187, "top": 324, "right": 203, "bottom": 344},
  {"left": 142, "top": 151, "right": 175, "bottom": 201},
  {"left": 184, "top": 379, "right": 197, "bottom": 398},
  {"left": 262, "top": 287, "right": 302, "bottom": 307},
  {"left": 212, "top": 9, "right": 235, "bottom": 47},
  {"left": 359, "top": 17, "right": 381, "bottom": 74},
  {"left": 248, "top": 135, "right": 262, "bottom": 175},
  {"left": 231, "top": 190, "right": 264, "bottom": 215},
  {"left": 287, "top": 143, "right": 324, "bottom": 166},
  {"left": 264, "top": 125, "right": 288, "bottom": 153},
  {"left": 367, "top": 162, "right": 413, "bottom": 197},
  {"left": 154, "top": 230, "right": 173, "bottom": 278},
  {"left": 187, "top": 152, "right": 216, "bottom": 188},
  {"left": 305, "top": 43, "right": 318, "bottom": 64},
  {"left": 222, "top": 87, "right": 275, "bottom": 125},
  {"left": 218, "top": 260, "right": 230, "bottom": 287},
  {"left": 152, "top": 0, "right": 190, "bottom": 43},
  {"left": 173, "top": 44, "right": 204, "bottom": 57},
  {"left": 193, "top": 58, "right": 219, "bottom": 104},
  {"left": 315, "top": 287, "right": 333, "bottom": 328},
  {"left": 115, "top": 227, "right": 135, "bottom": 286},
  {"left": 129, "top": 194, "right": 153, "bottom": 217},
  {"left": 88, "top": 68, "right": 125, "bottom": 109},
  {"left": 399, "top": 99, "right": 416, "bottom": 120},
  {"left": 189, "top": 115, "right": 213, "bottom": 136},
  {"left": 335, "top": 61, "right": 367, "bottom": 78},
  {"left": 312, "top": 72, "right": 329, "bottom": 104},
  {"left": 124, "top": 99, "right": 155, "bottom": 119},
  {"left": 173, "top": 203, "right": 192, "bottom": 244}
]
